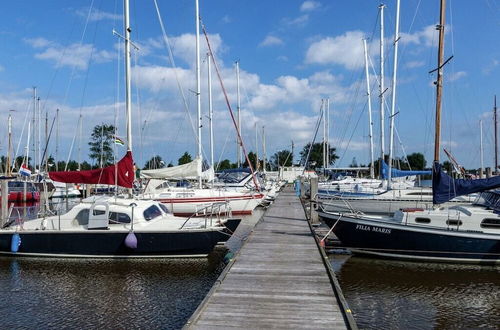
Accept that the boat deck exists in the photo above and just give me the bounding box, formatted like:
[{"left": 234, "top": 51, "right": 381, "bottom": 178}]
[{"left": 185, "top": 186, "right": 354, "bottom": 329}]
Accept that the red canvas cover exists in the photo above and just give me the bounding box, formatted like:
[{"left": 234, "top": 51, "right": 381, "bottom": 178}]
[{"left": 49, "top": 151, "right": 134, "bottom": 188}]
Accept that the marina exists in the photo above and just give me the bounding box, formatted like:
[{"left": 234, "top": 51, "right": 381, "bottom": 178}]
[
  {"left": 186, "top": 187, "right": 354, "bottom": 329},
  {"left": 0, "top": 0, "right": 499, "bottom": 328}
]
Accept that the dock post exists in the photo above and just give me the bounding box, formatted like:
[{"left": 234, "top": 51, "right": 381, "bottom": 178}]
[
  {"left": 486, "top": 167, "right": 492, "bottom": 178},
  {"left": 309, "top": 177, "right": 319, "bottom": 224},
  {"left": 1, "top": 180, "right": 9, "bottom": 227}
]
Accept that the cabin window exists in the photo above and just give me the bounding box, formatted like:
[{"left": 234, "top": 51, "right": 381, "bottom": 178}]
[
  {"left": 407, "top": 192, "right": 433, "bottom": 196},
  {"left": 158, "top": 203, "right": 170, "bottom": 214},
  {"left": 446, "top": 219, "right": 462, "bottom": 226},
  {"left": 143, "top": 205, "right": 162, "bottom": 221},
  {"left": 93, "top": 209, "right": 106, "bottom": 216},
  {"left": 75, "top": 209, "right": 90, "bottom": 225},
  {"left": 415, "top": 217, "right": 431, "bottom": 224},
  {"left": 109, "top": 212, "right": 131, "bottom": 224},
  {"left": 481, "top": 218, "right": 500, "bottom": 229}
]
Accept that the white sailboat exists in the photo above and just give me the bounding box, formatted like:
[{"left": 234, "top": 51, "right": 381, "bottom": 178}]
[
  {"left": 0, "top": 0, "right": 241, "bottom": 258},
  {"left": 318, "top": 0, "right": 500, "bottom": 264}
]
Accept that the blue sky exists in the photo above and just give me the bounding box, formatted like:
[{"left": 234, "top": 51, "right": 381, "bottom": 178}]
[{"left": 0, "top": 0, "right": 499, "bottom": 169}]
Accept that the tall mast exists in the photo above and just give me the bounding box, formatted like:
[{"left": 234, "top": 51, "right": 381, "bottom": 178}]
[
  {"left": 55, "top": 109, "right": 59, "bottom": 171},
  {"left": 387, "top": 0, "right": 401, "bottom": 189},
  {"left": 433, "top": 0, "right": 446, "bottom": 163},
  {"left": 207, "top": 52, "right": 214, "bottom": 170},
  {"left": 262, "top": 126, "right": 266, "bottom": 173},
  {"left": 32, "top": 87, "right": 37, "bottom": 172},
  {"left": 255, "top": 122, "right": 259, "bottom": 170},
  {"left": 379, "top": 4, "right": 386, "bottom": 177},
  {"left": 7, "top": 113, "right": 12, "bottom": 176},
  {"left": 195, "top": 0, "right": 202, "bottom": 188},
  {"left": 495, "top": 95, "right": 498, "bottom": 173},
  {"left": 480, "top": 120, "right": 484, "bottom": 178},
  {"left": 37, "top": 96, "right": 41, "bottom": 173},
  {"left": 322, "top": 99, "right": 326, "bottom": 170},
  {"left": 326, "top": 98, "right": 330, "bottom": 168},
  {"left": 363, "top": 38, "right": 375, "bottom": 179},
  {"left": 45, "top": 110, "right": 48, "bottom": 173},
  {"left": 236, "top": 60, "right": 241, "bottom": 167},
  {"left": 124, "top": 0, "right": 132, "bottom": 152}
]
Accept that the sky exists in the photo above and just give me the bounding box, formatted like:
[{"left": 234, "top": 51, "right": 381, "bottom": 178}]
[{"left": 0, "top": 0, "right": 499, "bottom": 170}]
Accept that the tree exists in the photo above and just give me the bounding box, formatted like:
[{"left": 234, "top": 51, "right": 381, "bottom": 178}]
[
  {"left": 178, "top": 152, "right": 192, "bottom": 165},
  {"left": 144, "top": 155, "right": 165, "bottom": 170},
  {"left": 300, "top": 142, "right": 338, "bottom": 169},
  {"left": 406, "top": 152, "right": 427, "bottom": 170},
  {"left": 88, "top": 124, "right": 116, "bottom": 167},
  {"left": 216, "top": 159, "right": 232, "bottom": 171},
  {"left": 243, "top": 151, "right": 261, "bottom": 169},
  {"left": 443, "top": 160, "right": 453, "bottom": 173},
  {"left": 270, "top": 149, "right": 293, "bottom": 168}
]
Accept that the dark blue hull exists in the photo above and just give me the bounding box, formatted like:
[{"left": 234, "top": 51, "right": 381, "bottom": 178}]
[
  {"left": 319, "top": 212, "right": 500, "bottom": 264},
  {"left": 0, "top": 219, "right": 240, "bottom": 258}
]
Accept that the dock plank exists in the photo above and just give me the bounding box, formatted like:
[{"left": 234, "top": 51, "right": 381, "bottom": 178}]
[{"left": 185, "top": 187, "right": 351, "bottom": 329}]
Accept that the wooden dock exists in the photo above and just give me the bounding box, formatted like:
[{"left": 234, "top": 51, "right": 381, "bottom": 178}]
[{"left": 185, "top": 186, "right": 356, "bottom": 329}]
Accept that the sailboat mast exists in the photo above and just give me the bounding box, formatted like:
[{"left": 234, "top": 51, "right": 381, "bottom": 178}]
[
  {"left": 387, "top": 0, "right": 401, "bottom": 189},
  {"left": 32, "top": 87, "right": 37, "bottom": 172},
  {"left": 433, "top": 0, "right": 446, "bottom": 163},
  {"left": 363, "top": 38, "right": 375, "bottom": 179},
  {"left": 326, "top": 98, "right": 330, "bottom": 168},
  {"left": 7, "top": 113, "right": 12, "bottom": 176},
  {"left": 480, "top": 120, "right": 484, "bottom": 178},
  {"left": 379, "top": 4, "right": 386, "bottom": 176},
  {"left": 195, "top": 0, "right": 202, "bottom": 188},
  {"left": 255, "top": 122, "right": 259, "bottom": 170},
  {"left": 236, "top": 61, "right": 241, "bottom": 168},
  {"left": 322, "top": 99, "right": 326, "bottom": 170},
  {"left": 207, "top": 52, "right": 214, "bottom": 170},
  {"left": 494, "top": 95, "right": 498, "bottom": 173},
  {"left": 262, "top": 126, "right": 266, "bottom": 173},
  {"left": 124, "top": 0, "right": 132, "bottom": 152}
]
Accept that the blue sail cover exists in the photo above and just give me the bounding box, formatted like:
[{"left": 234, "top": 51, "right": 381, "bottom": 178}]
[
  {"left": 432, "top": 162, "right": 500, "bottom": 204},
  {"left": 381, "top": 162, "right": 431, "bottom": 179}
]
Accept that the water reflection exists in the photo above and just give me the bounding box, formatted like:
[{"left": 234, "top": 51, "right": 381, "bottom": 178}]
[
  {"left": 331, "top": 255, "right": 500, "bottom": 329},
  {"left": 0, "top": 253, "right": 227, "bottom": 328},
  {"left": 0, "top": 202, "right": 263, "bottom": 328}
]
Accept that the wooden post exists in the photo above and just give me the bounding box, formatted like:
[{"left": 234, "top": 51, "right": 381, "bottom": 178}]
[
  {"left": 1, "top": 180, "right": 9, "bottom": 227},
  {"left": 309, "top": 177, "right": 319, "bottom": 224}
]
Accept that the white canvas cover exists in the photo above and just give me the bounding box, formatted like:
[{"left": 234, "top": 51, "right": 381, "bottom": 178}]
[{"left": 140, "top": 158, "right": 214, "bottom": 181}]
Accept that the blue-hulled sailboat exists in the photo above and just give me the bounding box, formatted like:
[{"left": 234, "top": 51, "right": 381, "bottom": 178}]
[{"left": 318, "top": 0, "right": 500, "bottom": 264}]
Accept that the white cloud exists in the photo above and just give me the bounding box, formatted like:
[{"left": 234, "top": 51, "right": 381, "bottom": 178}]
[
  {"left": 169, "top": 33, "right": 224, "bottom": 67},
  {"left": 305, "top": 30, "right": 366, "bottom": 70},
  {"left": 447, "top": 71, "right": 467, "bottom": 82},
  {"left": 400, "top": 24, "right": 447, "bottom": 47},
  {"left": 283, "top": 14, "right": 309, "bottom": 27},
  {"left": 300, "top": 1, "right": 321, "bottom": 12},
  {"left": 406, "top": 60, "right": 425, "bottom": 69},
  {"left": 76, "top": 8, "right": 122, "bottom": 22},
  {"left": 25, "top": 38, "right": 114, "bottom": 70},
  {"left": 24, "top": 37, "right": 53, "bottom": 48},
  {"left": 259, "top": 35, "right": 284, "bottom": 47}
]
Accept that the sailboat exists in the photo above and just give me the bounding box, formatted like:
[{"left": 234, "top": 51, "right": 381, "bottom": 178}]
[
  {"left": 0, "top": 0, "right": 241, "bottom": 257},
  {"left": 138, "top": 2, "right": 264, "bottom": 216},
  {"left": 318, "top": 0, "right": 500, "bottom": 264}
]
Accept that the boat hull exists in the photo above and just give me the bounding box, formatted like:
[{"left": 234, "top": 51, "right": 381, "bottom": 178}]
[
  {"left": 0, "top": 219, "right": 241, "bottom": 258},
  {"left": 158, "top": 194, "right": 263, "bottom": 216},
  {"left": 319, "top": 212, "right": 500, "bottom": 264}
]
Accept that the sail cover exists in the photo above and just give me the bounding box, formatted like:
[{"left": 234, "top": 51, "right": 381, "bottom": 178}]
[
  {"left": 381, "top": 162, "right": 431, "bottom": 179},
  {"left": 140, "top": 158, "right": 214, "bottom": 180},
  {"left": 432, "top": 162, "right": 500, "bottom": 204},
  {"left": 49, "top": 151, "right": 134, "bottom": 188}
]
